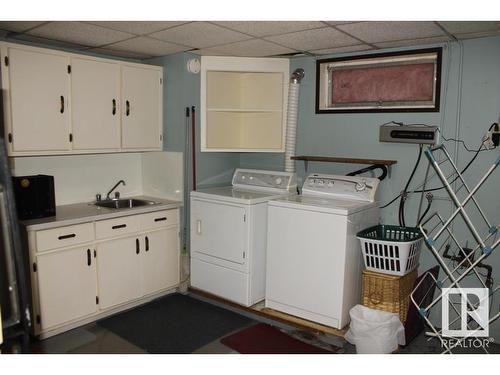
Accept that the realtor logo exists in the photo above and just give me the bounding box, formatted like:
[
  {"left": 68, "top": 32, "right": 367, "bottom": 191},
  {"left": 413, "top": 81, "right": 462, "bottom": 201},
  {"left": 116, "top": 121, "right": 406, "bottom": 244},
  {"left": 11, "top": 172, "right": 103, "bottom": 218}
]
[{"left": 442, "top": 288, "right": 489, "bottom": 337}]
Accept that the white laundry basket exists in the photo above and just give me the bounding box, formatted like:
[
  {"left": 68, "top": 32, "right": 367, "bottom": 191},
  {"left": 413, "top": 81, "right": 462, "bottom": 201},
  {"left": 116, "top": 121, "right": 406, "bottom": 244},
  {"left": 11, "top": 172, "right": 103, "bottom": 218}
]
[
  {"left": 357, "top": 225, "right": 423, "bottom": 276},
  {"left": 345, "top": 305, "right": 405, "bottom": 354}
]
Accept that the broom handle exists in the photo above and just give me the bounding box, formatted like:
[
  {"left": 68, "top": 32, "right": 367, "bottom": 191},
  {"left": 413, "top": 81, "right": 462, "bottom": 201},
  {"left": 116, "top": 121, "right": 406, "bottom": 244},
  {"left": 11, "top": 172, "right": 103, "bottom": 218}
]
[{"left": 191, "top": 106, "right": 197, "bottom": 191}]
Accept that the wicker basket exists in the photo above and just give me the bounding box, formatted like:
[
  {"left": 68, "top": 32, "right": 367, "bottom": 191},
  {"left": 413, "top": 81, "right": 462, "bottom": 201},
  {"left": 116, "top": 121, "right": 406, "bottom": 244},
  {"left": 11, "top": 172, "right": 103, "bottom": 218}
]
[{"left": 361, "top": 269, "right": 418, "bottom": 324}]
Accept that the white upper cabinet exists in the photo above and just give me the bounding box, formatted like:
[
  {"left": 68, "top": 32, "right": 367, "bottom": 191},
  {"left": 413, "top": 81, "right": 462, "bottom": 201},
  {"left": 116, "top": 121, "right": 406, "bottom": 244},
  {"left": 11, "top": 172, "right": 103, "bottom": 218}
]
[
  {"left": 6, "top": 46, "right": 71, "bottom": 152},
  {"left": 0, "top": 42, "right": 163, "bottom": 156},
  {"left": 121, "top": 65, "right": 162, "bottom": 150},
  {"left": 71, "top": 58, "right": 121, "bottom": 151},
  {"left": 200, "top": 56, "right": 289, "bottom": 152}
]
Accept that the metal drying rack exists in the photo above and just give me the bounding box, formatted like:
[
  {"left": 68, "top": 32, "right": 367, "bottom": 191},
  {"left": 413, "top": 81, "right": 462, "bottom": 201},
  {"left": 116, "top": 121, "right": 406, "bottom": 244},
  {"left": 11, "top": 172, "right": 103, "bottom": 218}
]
[{"left": 410, "top": 144, "right": 499, "bottom": 354}]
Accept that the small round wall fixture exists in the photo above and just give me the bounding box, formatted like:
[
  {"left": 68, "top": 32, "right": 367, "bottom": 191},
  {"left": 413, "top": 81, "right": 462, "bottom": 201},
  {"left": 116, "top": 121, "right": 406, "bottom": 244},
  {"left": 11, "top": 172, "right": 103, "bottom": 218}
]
[{"left": 187, "top": 58, "right": 201, "bottom": 74}]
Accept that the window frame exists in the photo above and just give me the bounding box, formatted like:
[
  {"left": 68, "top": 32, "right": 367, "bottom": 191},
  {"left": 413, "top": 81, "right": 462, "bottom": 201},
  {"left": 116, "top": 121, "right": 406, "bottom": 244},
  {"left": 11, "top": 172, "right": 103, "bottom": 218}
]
[{"left": 315, "top": 47, "right": 442, "bottom": 114}]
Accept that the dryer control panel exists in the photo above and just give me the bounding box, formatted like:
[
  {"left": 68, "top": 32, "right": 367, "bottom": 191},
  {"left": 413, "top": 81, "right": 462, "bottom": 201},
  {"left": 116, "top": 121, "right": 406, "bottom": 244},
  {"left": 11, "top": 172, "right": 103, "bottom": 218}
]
[
  {"left": 232, "top": 169, "right": 297, "bottom": 192},
  {"left": 302, "top": 173, "right": 379, "bottom": 202}
]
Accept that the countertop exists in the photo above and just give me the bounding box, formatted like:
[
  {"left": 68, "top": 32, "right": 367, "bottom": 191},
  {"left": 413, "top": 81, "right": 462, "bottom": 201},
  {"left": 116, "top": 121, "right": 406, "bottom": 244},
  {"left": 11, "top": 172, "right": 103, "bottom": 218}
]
[{"left": 21, "top": 196, "right": 182, "bottom": 231}]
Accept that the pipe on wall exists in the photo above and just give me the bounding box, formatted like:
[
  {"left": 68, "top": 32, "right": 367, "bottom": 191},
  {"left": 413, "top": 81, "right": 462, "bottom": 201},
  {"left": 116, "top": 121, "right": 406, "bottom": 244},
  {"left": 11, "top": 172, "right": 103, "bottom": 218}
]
[{"left": 284, "top": 68, "right": 305, "bottom": 173}]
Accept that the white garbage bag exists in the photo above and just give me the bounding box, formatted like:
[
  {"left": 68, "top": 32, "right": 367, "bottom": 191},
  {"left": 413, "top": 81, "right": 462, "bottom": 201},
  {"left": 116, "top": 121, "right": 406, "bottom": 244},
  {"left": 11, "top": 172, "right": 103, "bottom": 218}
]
[{"left": 345, "top": 304, "right": 405, "bottom": 354}]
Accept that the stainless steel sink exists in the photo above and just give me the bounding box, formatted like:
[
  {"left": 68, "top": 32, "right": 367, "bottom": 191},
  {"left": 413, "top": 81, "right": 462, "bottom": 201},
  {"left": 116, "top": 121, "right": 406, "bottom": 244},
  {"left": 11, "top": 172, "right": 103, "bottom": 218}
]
[{"left": 95, "top": 198, "right": 156, "bottom": 209}]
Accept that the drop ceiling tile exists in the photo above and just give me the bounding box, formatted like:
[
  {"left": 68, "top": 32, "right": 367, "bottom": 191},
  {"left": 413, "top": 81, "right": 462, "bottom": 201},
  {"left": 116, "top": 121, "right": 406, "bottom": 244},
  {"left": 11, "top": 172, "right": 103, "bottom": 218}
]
[
  {"left": 85, "top": 21, "right": 188, "bottom": 35},
  {"left": 105, "top": 36, "right": 190, "bottom": 56},
  {"left": 264, "top": 27, "right": 360, "bottom": 51},
  {"left": 149, "top": 22, "right": 251, "bottom": 48},
  {"left": 0, "top": 21, "right": 46, "bottom": 33},
  {"left": 438, "top": 21, "right": 500, "bottom": 34},
  {"left": 213, "top": 21, "right": 326, "bottom": 37},
  {"left": 190, "top": 49, "right": 229, "bottom": 56},
  {"left": 27, "top": 22, "right": 134, "bottom": 47},
  {"left": 6, "top": 33, "right": 88, "bottom": 50},
  {"left": 374, "top": 36, "right": 451, "bottom": 48},
  {"left": 324, "top": 21, "right": 360, "bottom": 26},
  {"left": 198, "top": 38, "right": 297, "bottom": 57},
  {"left": 337, "top": 21, "right": 446, "bottom": 43},
  {"left": 311, "top": 44, "right": 373, "bottom": 55},
  {"left": 88, "top": 47, "right": 153, "bottom": 60}
]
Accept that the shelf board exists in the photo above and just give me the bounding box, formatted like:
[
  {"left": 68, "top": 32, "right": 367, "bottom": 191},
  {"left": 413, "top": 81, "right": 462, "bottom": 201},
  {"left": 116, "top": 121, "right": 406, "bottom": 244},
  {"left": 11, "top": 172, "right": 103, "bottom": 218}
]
[
  {"left": 291, "top": 155, "right": 397, "bottom": 166},
  {"left": 206, "top": 108, "right": 282, "bottom": 113}
]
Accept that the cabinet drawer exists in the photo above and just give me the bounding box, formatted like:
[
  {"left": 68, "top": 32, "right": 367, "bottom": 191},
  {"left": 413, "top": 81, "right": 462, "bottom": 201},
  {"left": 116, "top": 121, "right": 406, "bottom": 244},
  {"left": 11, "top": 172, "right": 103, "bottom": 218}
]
[
  {"left": 36, "top": 223, "right": 94, "bottom": 252},
  {"left": 139, "top": 209, "right": 178, "bottom": 231},
  {"left": 95, "top": 215, "right": 140, "bottom": 239}
]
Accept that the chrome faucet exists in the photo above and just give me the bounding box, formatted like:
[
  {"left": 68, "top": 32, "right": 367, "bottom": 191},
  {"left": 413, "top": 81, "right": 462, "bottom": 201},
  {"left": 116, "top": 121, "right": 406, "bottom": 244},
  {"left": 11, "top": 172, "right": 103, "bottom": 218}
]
[{"left": 106, "top": 180, "right": 126, "bottom": 200}]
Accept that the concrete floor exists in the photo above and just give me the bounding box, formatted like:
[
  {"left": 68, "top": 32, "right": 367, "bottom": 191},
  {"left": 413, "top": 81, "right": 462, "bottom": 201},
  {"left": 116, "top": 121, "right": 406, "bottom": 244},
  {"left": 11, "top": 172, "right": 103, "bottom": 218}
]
[{"left": 28, "top": 294, "right": 499, "bottom": 354}]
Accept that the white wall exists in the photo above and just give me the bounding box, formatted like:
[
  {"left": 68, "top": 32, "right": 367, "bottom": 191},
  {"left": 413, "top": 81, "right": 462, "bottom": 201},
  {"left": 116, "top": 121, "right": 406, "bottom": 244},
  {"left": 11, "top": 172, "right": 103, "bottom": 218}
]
[
  {"left": 142, "top": 151, "right": 183, "bottom": 202},
  {"left": 11, "top": 152, "right": 182, "bottom": 206}
]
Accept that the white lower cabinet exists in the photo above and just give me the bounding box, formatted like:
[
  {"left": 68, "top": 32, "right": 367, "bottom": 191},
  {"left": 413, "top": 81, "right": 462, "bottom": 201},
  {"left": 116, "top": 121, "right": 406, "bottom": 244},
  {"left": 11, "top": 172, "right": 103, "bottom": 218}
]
[
  {"left": 96, "top": 236, "right": 142, "bottom": 310},
  {"left": 36, "top": 246, "right": 98, "bottom": 331},
  {"left": 142, "top": 228, "right": 180, "bottom": 296},
  {"left": 29, "top": 208, "right": 180, "bottom": 337}
]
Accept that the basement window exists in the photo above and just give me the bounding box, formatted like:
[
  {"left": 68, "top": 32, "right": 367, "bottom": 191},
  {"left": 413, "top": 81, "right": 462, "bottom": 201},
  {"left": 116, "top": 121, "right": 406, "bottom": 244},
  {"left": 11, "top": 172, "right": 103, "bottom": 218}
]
[{"left": 315, "top": 48, "right": 442, "bottom": 113}]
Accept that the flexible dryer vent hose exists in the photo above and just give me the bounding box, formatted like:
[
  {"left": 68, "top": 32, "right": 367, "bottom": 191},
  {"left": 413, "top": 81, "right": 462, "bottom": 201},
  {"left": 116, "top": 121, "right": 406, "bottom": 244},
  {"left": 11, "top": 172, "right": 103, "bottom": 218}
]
[{"left": 284, "top": 68, "right": 304, "bottom": 173}]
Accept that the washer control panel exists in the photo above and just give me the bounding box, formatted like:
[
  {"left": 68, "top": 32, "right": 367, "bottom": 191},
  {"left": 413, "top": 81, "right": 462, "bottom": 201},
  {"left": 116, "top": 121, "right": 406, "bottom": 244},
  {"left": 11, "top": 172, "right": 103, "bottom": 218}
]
[
  {"left": 302, "top": 173, "right": 380, "bottom": 202},
  {"left": 232, "top": 169, "right": 297, "bottom": 192}
]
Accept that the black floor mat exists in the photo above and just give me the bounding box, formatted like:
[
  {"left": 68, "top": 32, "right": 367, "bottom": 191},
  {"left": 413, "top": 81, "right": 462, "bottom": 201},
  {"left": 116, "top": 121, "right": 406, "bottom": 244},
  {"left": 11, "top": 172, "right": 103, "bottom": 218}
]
[{"left": 97, "top": 293, "right": 254, "bottom": 353}]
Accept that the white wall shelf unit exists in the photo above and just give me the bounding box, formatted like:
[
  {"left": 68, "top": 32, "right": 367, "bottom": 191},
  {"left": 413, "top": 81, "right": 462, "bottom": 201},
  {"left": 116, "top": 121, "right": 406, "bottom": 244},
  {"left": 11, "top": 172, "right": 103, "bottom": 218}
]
[{"left": 200, "top": 56, "right": 289, "bottom": 153}]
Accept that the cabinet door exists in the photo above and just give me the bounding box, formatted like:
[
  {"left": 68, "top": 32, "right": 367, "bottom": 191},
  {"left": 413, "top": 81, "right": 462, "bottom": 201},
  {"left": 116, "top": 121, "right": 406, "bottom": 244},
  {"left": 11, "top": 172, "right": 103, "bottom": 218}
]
[
  {"left": 71, "top": 58, "right": 121, "bottom": 150},
  {"left": 96, "top": 236, "right": 142, "bottom": 310},
  {"left": 7, "top": 47, "right": 71, "bottom": 152},
  {"left": 36, "top": 247, "right": 97, "bottom": 330},
  {"left": 141, "top": 227, "right": 179, "bottom": 296},
  {"left": 121, "top": 66, "right": 162, "bottom": 150},
  {"left": 191, "top": 199, "right": 248, "bottom": 265}
]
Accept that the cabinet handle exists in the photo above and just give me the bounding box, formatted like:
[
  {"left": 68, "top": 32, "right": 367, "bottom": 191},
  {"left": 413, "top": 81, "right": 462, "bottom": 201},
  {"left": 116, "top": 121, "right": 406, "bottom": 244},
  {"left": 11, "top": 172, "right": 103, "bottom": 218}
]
[
  {"left": 126, "top": 100, "right": 130, "bottom": 116},
  {"left": 87, "top": 249, "right": 91, "bottom": 266},
  {"left": 112, "top": 99, "right": 116, "bottom": 115},
  {"left": 136, "top": 238, "right": 140, "bottom": 254},
  {"left": 112, "top": 224, "right": 126, "bottom": 230},
  {"left": 196, "top": 220, "right": 202, "bottom": 235},
  {"left": 154, "top": 217, "right": 167, "bottom": 222},
  {"left": 60, "top": 95, "right": 65, "bottom": 113},
  {"left": 145, "top": 236, "right": 149, "bottom": 252},
  {"left": 58, "top": 233, "right": 76, "bottom": 240}
]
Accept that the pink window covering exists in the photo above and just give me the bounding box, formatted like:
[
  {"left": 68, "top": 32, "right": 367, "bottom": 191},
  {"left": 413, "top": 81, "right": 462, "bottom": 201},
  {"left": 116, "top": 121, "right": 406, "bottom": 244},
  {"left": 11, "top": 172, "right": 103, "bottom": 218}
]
[{"left": 331, "top": 63, "right": 435, "bottom": 104}]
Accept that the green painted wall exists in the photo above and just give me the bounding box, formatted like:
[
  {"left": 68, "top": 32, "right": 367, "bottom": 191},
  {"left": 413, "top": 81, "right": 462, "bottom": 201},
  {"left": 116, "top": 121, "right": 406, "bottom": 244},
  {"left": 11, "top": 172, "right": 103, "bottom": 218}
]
[
  {"left": 239, "top": 35, "right": 500, "bottom": 339},
  {"left": 148, "top": 52, "right": 240, "bottom": 188}
]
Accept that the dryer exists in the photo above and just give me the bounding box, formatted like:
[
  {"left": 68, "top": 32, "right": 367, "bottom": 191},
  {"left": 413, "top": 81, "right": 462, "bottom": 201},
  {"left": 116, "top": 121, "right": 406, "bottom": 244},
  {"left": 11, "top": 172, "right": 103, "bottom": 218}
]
[
  {"left": 265, "top": 173, "right": 380, "bottom": 329},
  {"left": 190, "top": 169, "right": 296, "bottom": 306}
]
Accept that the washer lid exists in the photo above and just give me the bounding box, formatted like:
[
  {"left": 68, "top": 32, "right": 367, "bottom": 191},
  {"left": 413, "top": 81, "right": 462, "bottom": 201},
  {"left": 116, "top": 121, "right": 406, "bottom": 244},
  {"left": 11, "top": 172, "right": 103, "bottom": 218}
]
[
  {"left": 268, "top": 195, "right": 378, "bottom": 215},
  {"left": 191, "top": 186, "right": 293, "bottom": 205}
]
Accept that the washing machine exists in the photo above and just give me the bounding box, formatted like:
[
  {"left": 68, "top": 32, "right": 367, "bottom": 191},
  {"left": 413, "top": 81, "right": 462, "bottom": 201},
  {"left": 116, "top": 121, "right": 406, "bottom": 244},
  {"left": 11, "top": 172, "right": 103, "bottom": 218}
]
[
  {"left": 190, "top": 168, "right": 297, "bottom": 306},
  {"left": 265, "top": 173, "right": 380, "bottom": 329}
]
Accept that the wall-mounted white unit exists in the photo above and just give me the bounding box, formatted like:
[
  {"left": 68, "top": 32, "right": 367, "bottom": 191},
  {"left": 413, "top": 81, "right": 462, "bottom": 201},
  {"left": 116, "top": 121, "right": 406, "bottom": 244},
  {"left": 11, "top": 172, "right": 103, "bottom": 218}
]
[
  {"left": 0, "top": 42, "right": 163, "bottom": 156},
  {"left": 200, "top": 56, "right": 289, "bottom": 153}
]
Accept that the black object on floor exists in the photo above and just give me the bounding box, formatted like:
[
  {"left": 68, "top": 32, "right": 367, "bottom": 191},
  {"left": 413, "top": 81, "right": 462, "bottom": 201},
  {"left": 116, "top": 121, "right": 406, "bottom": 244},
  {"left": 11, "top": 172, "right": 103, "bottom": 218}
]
[{"left": 97, "top": 293, "right": 254, "bottom": 353}]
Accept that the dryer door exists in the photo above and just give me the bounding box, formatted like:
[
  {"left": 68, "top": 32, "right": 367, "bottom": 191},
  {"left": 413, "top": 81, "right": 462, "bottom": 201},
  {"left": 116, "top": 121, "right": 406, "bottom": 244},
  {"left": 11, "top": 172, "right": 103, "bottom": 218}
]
[{"left": 190, "top": 198, "right": 248, "bottom": 265}]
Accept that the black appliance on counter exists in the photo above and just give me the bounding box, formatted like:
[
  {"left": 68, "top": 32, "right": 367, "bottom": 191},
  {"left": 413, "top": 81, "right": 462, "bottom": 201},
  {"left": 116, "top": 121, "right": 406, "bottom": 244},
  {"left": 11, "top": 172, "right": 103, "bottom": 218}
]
[{"left": 12, "top": 174, "right": 55, "bottom": 220}]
